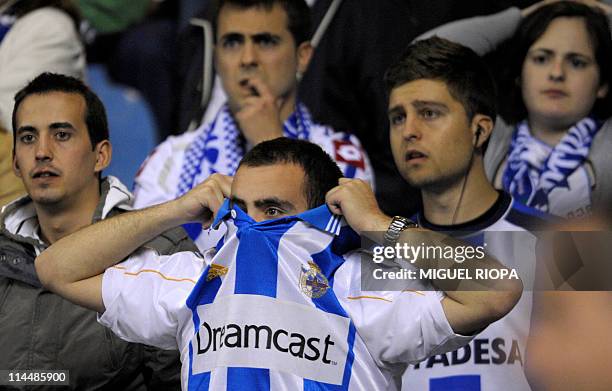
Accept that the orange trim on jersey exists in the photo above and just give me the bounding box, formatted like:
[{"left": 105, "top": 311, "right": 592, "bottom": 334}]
[
  {"left": 401, "top": 289, "right": 426, "bottom": 296},
  {"left": 346, "top": 295, "right": 393, "bottom": 303},
  {"left": 111, "top": 265, "right": 196, "bottom": 284}
]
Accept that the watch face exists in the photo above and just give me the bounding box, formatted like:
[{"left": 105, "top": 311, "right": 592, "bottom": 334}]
[{"left": 393, "top": 216, "right": 417, "bottom": 230}]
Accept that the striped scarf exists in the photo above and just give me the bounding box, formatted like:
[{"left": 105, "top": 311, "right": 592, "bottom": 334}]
[
  {"left": 0, "top": 13, "right": 16, "bottom": 43},
  {"left": 176, "top": 103, "right": 313, "bottom": 198},
  {"left": 502, "top": 117, "right": 599, "bottom": 213}
]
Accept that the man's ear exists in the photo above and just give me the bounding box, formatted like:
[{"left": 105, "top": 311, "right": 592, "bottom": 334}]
[
  {"left": 296, "top": 41, "right": 313, "bottom": 78},
  {"left": 12, "top": 155, "right": 22, "bottom": 178},
  {"left": 94, "top": 140, "right": 112, "bottom": 174},
  {"left": 471, "top": 114, "right": 494, "bottom": 149},
  {"left": 597, "top": 82, "right": 609, "bottom": 99}
]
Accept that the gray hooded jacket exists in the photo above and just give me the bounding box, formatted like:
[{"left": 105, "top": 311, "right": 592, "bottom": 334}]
[{"left": 0, "top": 176, "right": 197, "bottom": 390}]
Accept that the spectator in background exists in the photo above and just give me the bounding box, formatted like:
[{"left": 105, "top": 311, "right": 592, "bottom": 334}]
[
  {"left": 133, "top": 0, "right": 373, "bottom": 251},
  {"left": 419, "top": 0, "right": 612, "bottom": 219},
  {"left": 0, "top": 0, "right": 85, "bottom": 131},
  {"left": 0, "top": 0, "right": 85, "bottom": 206},
  {"left": 77, "top": 0, "right": 153, "bottom": 37},
  {"left": 298, "top": 0, "right": 534, "bottom": 218},
  {"left": 377, "top": 37, "right": 541, "bottom": 391},
  {"left": 76, "top": 0, "right": 179, "bottom": 138},
  {"left": 0, "top": 73, "right": 189, "bottom": 390}
]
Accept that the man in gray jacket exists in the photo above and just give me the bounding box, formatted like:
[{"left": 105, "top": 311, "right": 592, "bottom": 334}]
[{"left": 0, "top": 73, "right": 194, "bottom": 390}]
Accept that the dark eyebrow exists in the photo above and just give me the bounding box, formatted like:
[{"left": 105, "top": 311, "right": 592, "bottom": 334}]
[
  {"left": 412, "top": 100, "right": 448, "bottom": 112},
  {"left": 49, "top": 122, "right": 75, "bottom": 130},
  {"left": 530, "top": 48, "right": 593, "bottom": 60},
  {"left": 252, "top": 32, "right": 280, "bottom": 41},
  {"left": 388, "top": 105, "right": 405, "bottom": 118},
  {"left": 253, "top": 197, "right": 295, "bottom": 211},
  {"left": 529, "top": 48, "right": 554, "bottom": 55},
  {"left": 565, "top": 52, "right": 594, "bottom": 60},
  {"left": 230, "top": 196, "right": 247, "bottom": 211},
  {"left": 16, "top": 125, "right": 36, "bottom": 135},
  {"left": 220, "top": 32, "right": 244, "bottom": 42}
]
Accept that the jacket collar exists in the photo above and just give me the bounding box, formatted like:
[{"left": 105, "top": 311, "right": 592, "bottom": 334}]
[{"left": 0, "top": 176, "right": 133, "bottom": 248}]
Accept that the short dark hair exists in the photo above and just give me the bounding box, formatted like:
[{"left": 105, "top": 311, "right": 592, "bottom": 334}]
[
  {"left": 213, "top": 0, "right": 311, "bottom": 45},
  {"left": 12, "top": 72, "right": 109, "bottom": 151},
  {"left": 384, "top": 36, "right": 498, "bottom": 122},
  {"left": 499, "top": 1, "right": 612, "bottom": 123},
  {"left": 238, "top": 138, "right": 342, "bottom": 209}
]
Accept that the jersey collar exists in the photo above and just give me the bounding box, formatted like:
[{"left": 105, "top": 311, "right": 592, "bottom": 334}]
[{"left": 213, "top": 198, "right": 344, "bottom": 236}]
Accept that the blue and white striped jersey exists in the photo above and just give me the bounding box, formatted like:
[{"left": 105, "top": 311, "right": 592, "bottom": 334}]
[
  {"left": 402, "top": 192, "right": 546, "bottom": 391},
  {"left": 100, "top": 200, "right": 472, "bottom": 390}
]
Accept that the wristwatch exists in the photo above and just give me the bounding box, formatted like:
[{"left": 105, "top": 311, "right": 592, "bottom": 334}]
[{"left": 383, "top": 216, "right": 418, "bottom": 246}]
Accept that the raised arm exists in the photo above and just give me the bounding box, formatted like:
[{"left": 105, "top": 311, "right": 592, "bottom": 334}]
[
  {"left": 417, "top": 1, "right": 612, "bottom": 56},
  {"left": 415, "top": 7, "right": 522, "bottom": 56},
  {"left": 326, "top": 179, "right": 523, "bottom": 335},
  {"left": 35, "top": 174, "right": 232, "bottom": 312}
]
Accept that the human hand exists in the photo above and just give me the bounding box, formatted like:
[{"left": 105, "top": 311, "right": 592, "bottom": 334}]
[
  {"left": 325, "top": 178, "right": 392, "bottom": 234},
  {"left": 173, "top": 174, "right": 233, "bottom": 228},
  {"left": 235, "top": 77, "right": 285, "bottom": 145}
]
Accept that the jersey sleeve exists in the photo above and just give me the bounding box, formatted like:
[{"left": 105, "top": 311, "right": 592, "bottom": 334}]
[
  {"left": 336, "top": 252, "right": 473, "bottom": 374},
  {"left": 98, "top": 248, "right": 205, "bottom": 350},
  {"left": 370, "top": 290, "right": 472, "bottom": 370},
  {"left": 133, "top": 138, "right": 178, "bottom": 209}
]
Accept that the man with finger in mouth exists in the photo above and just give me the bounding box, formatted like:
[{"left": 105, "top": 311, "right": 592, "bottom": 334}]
[{"left": 133, "top": 0, "right": 374, "bottom": 251}]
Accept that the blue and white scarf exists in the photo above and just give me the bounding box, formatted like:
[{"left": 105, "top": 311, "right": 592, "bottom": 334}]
[
  {"left": 0, "top": 13, "right": 16, "bottom": 43},
  {"left": 502, "top": 117, "right": 600, "bottom": 213},
  {"left": 176, "top": 103, "right": 313, "bottom": 197}
]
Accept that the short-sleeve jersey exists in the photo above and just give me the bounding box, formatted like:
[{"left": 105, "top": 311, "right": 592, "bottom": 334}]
[
  {"left": 402, "top": 192, "right": 545, "bottom": 391},
  {"left": 100, "top": 201, "right": 472, "bottom": 390}
]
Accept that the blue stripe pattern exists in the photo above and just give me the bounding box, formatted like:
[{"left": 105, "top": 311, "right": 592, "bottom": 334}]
[
  {"left": 303, "top": 244, "right": 356, "bottom": 390},
  {"left": 186, "top": 267, "right": 223, "bottom": 391},
  {"left": 176, "top": 103, "right": 312, "bottom": 199},
  {"left": 188, "top": 200, "right": 360, "bottom": 390},
  {"left": 227, "top": 210, "right": 294, "bottom": 390},
  {"left": 430, "top": 375, "right": 481, "bottom": 390},
  {"left": 502, "top": 117, "right": 599, "bottom": 212}
]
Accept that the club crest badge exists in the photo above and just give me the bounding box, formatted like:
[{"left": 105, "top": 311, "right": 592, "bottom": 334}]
[
  {"left": 206, "top": 264, "right": 228, "bottom": 281},
  {"left": 299, "top": 261, "right": 329, "bottom": 298}
]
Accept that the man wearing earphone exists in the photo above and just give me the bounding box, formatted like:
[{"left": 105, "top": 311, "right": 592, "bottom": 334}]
[{"left": 327, "top": 37, "right": 545, "bottom": 390}]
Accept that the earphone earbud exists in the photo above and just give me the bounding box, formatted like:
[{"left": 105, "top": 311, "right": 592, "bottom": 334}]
[{"left": 474, "top": 126, "right": 483, "bottom": 146}]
